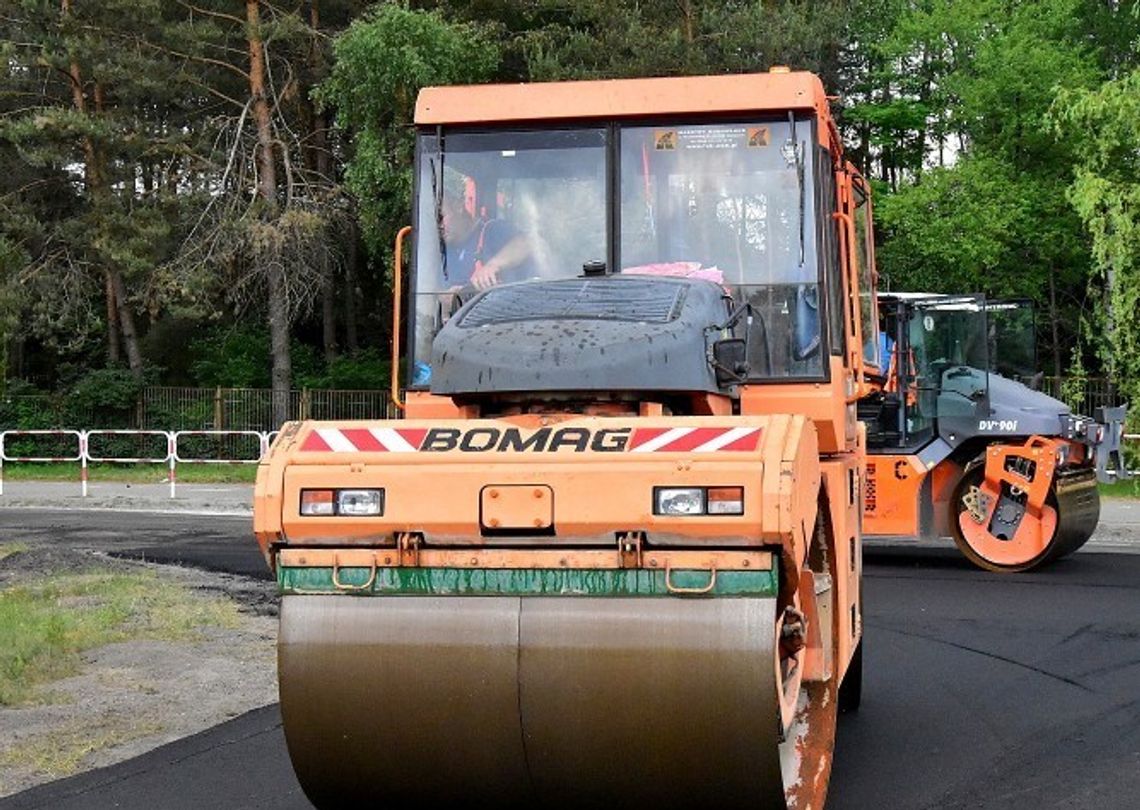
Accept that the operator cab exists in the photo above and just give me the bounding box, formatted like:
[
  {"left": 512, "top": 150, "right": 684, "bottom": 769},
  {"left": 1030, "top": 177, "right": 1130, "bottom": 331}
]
[
  {"left": 862, "top": 293, "right": 1039, "bottom": 451},
  {"left": 407, "top": 117, "right": 874, "bottom": 410}
]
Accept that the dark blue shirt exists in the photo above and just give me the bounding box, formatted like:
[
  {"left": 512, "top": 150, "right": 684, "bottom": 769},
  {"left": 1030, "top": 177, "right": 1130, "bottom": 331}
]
[{"left": 443, "top": 220, "right": 516, "bottom": 286}]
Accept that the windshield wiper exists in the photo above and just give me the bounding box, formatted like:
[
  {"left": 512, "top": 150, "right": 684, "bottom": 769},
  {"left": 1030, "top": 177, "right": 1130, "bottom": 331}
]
[
  {"left": 782, "top": 111, "right": 805, "bottom": 268},
  {"left": 431, "top": 126, "right": 448, "bottom": 284}
]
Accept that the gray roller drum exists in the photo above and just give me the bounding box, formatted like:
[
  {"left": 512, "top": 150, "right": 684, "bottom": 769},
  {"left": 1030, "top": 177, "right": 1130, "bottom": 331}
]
[{"left": 278, "top": 593, "right": 824, "bottom": 809}]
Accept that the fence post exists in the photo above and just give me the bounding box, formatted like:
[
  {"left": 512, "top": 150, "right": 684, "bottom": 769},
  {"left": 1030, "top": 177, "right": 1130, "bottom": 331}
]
[
  {"left": 79, "top": 430, "right": 89, "bottom": 497},
  {"left": 301, "top": 387, "right": 311, "bottom": 421},
  {"left": 214, "top": 386, "right": 223, "bottom": 431},
  {"left": 168, "top": 431, "right": 177, "bottom": 499}
]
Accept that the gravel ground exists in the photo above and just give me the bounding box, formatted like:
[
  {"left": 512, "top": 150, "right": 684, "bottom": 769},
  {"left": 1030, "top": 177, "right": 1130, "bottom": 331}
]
[
  {"left": 0, "top": 481, "right": 252, "bottom": 515},
  {"left": 0, "top": 534, "right": 277, "bottom": 797}
]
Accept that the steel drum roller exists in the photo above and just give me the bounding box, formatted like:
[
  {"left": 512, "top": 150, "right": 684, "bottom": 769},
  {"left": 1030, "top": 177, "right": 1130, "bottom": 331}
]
[{"left": 279, "top": 594, "right": 787, "bottom": 809}]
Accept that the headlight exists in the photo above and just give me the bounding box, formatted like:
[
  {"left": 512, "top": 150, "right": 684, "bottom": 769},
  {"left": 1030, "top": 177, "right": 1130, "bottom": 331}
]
[
  {"left": 301, "top": 488, "right": 384, "bottom": 516},
  {"left": 337, "top": 489, "right": 384, "bottom": 516},
  {"left": 655, "top": 487, "right": 705, "bottom": 515},
  {"left": 654, "top": 486, "right": 745, "bottom": 516}
]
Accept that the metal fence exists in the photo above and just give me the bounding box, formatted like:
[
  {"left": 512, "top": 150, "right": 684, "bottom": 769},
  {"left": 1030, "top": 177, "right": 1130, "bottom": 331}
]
[
  {"left": 1039, "top": 376, "right": 1128, "bottom": 420},
  {"left": 0, "top": 428, "right": 272, "bottom": 497},
  {"left": 139, "top": 387, "right": 396, "bottom": 430},
  {"left": 0, "top": 387, "right": 395, "bottom": 432}
]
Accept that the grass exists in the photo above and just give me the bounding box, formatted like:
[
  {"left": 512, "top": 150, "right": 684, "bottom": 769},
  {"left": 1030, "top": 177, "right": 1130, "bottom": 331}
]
[
  {"left": 0, "top": 544, "right": 29, "bottom": 562},
  {"left": 0, "top": 715, "right": 165, "bottom": 783},
  {"left": 1099, "top": 478, "right": 1140, "bottom": 499},
  {"left": 0, "top": 462, "right": 256, "bottom": 484},
  {"left": 0, "top": 570, "right": 241, "bottom": 706}
]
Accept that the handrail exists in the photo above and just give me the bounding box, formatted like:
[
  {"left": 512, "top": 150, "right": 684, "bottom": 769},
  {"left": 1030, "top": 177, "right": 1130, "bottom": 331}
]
[
  {"left": 832, "top": 210, "right": 867, "bottom": 401},
  {"left": 391, "top": 225, "right": 413, "bottom": 411}
]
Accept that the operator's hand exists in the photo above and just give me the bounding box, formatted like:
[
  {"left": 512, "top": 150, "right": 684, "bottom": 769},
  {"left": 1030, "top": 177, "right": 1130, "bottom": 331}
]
[{"left": 470, "top": 259, "right": 501, "bottom": 290}]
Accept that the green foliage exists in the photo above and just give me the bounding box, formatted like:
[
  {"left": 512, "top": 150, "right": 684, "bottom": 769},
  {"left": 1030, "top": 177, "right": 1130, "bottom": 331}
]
[
  {"left": 187, "top": 323, "right": 381, "bottom": 390},
  {"left": 297, "top": 348, "right": 391, "bottom": 390},
  {"left": 863, "top": 0, "right": 1108, "bottom": 377},
  {"left": 1, "top": 0, "right": 1135, "bottom": 399},
  {"left": 1054, "top": 65, "right": 1140, "bottom": 404},
  {"left": 66, "top": 368, "right": 148, "bottom": 413},
  {"left": 876, "top": 156, "right": 1020, "bottom": 293},
  {"left": 188, "top": 325, "right": 274, "bottom": 389},
  {"left": 319, "top": 4, "right": 500, "bottom": 259},
  {"left": 518, "top": 0, "right": 848, "bottom": 84}
]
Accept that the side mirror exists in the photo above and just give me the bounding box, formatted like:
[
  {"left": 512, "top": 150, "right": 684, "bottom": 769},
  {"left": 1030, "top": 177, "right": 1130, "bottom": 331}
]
[{"left": 712, "top": 338, "right": 749, "bottom": 386}]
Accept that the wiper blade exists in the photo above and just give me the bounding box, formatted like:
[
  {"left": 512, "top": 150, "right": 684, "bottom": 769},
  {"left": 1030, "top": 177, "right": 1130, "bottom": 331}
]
[
  {"left": 782, "top": 111, "right": 805, "bottom": 268},
  {"left": 431, "top": 126, "right": 448, "bottom": 283}
]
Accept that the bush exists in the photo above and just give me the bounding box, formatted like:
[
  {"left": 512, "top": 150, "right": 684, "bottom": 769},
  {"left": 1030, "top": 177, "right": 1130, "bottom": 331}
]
[
  {"left": 298, "top": 348, "right": 391, "bottom": 390},
  {"left": 188, "top": 325, "right": 271, "bottom": 388},
  {"left": 189, "top": 324, "right": 324, "bottom": 389}
]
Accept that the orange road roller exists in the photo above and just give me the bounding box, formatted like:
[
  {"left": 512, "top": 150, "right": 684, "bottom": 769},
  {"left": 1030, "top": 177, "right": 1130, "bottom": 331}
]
[
  {"left": 860, "top": 293, "right": 1129, "bottom": 572},
  {"left": 255, "top": 69, "right": 880, "bottom": 809}
]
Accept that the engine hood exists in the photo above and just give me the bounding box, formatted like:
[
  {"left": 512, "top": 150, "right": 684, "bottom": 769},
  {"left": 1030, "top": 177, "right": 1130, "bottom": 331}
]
[{"left": 430, "top": 276, "right": 729, "bottom": 396}]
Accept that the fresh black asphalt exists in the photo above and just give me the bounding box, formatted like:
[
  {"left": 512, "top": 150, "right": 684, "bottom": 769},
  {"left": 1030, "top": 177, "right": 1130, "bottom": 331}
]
[{"left": 1, "top": 510, "right": 1138, "bottom": 809}]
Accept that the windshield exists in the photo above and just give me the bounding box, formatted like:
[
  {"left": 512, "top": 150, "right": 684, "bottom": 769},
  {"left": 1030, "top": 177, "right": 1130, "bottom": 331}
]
[
  {"left": 409, "top": 119, "right": 823, "bottom": 384},
  {"left": 619, "top": 121, "right": 821, "bottom": 377},
  {"left": 985, "top": 300, "right": 1036, "bottom": 384},
  {"left": 411, "top": 128, "right": 607, "bottom": 378},
  {"left": 906, "top": 296, "right": 989, "bottom": 425}
]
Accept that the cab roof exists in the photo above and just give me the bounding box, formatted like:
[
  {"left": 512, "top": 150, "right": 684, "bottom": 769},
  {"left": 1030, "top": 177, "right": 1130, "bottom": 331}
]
[{"left": 415, "top": 71, "right": 829, "bottom": 127}]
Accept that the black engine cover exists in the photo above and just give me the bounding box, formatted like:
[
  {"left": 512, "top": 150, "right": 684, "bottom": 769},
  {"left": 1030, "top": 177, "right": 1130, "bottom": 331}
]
[{"left": 430, "top": 276, "right": 729, "bottom": 396}]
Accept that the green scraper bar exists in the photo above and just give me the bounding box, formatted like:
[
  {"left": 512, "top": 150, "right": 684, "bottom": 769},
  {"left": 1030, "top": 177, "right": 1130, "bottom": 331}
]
[{"left": 278, "top": 565, "right": 778, "bottom": 597}]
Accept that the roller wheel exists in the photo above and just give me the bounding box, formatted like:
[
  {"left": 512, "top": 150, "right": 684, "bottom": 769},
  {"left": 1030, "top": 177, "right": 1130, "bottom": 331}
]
[
  {"left": 950, "top": 463, "right": 1098, "bottom": 573},
  {"left": 279, "top": 594, "right": 840, "bottom": 810}
]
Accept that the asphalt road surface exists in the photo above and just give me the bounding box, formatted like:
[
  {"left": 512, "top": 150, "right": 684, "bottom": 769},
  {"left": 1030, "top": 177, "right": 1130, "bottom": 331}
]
[{"left": 1, "top": 509, "right": 1138, "bottom": 810}]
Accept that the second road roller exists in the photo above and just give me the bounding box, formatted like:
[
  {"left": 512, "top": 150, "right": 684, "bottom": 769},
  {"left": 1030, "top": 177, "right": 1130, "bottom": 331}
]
[
  {"left": 255, "top": 69, "right": 878, "bottom": 809},
  {"left": 860, "top": 293, "right": 1129, "bottom": 572}
]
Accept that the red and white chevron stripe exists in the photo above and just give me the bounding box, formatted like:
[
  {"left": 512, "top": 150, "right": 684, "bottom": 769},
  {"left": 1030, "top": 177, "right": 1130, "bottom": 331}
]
[
  {"left": 300, "top": 427, "right": 428, "bottom": 453},
  {"left": 299, "top": 425, "right": 762, "bottom": 453},
  {"left": 627, "top": 426, "right": 761, "bottom": 453}
]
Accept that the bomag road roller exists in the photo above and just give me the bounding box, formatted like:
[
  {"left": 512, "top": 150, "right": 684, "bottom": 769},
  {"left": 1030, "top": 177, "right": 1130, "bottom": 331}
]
[
  {"left": 859, "top": 293, "right": 1129, "bottom": 572},
  {"left": 255, "top": 69, "right": 881, "bottom": 810}
]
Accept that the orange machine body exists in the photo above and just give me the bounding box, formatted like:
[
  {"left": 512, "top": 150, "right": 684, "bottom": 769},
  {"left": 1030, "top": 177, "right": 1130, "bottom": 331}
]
[
  {"left": 259, "top": 70, "right": 875, "bottom": 808},
  {"left": 258, "top": 69, "right": 872, "bottom": 682}
]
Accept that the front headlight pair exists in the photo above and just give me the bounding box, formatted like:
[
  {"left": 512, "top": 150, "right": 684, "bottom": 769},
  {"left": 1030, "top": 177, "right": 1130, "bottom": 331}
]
[
  {"left": 653, "top": 486, "right": 744, "bottom": 516},
  {"left": 300, "top": 489, "right": 384, "bottom": 516}
]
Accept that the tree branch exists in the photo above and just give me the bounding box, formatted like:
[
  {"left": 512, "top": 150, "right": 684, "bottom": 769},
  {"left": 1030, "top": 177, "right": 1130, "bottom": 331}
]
[
  {"left": 133, "top": 37, "right": 250, "bottom": 81},
  {"left": 175, "top": 0, "right": 245, "bottom": 27}
]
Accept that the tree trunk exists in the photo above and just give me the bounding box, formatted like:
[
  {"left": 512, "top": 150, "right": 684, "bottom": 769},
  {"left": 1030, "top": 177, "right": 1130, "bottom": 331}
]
[
  {"left": 104, "top": 271, "right": 120, "bottom": 364},
  {"left": 93, "top": 80, "right": 143, "bottom": 380},
  {"left": 247, "top": 0, "right": 291, "bottom": 424},
  {"left": 110, "top": 269, "right": 144, "bottom": 376},
  {"left": 344, "top": 220, "right": 359, "bottom": 353},
  {"left": 63, "top": 2, "right": 141, "bottom": 376},
  {"left": 307, "top": 0, "right": 337, "bottom": 362},
  {"left": 679, "top": 0, "right": 696, "bottom": 68},
  {"left": 316, "top": 106, "right": 336, "bottom": 361}
]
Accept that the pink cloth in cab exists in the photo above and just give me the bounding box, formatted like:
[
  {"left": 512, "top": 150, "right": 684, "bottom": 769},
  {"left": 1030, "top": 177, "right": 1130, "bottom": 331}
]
[{"left": 622, "top": 262, "right": 725, "bottom": 284}]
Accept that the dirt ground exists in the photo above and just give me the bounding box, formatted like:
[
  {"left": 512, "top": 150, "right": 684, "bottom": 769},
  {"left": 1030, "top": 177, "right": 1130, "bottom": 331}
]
[{"left": 0, "top": 542, "right": 278, "bottom": 797}]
